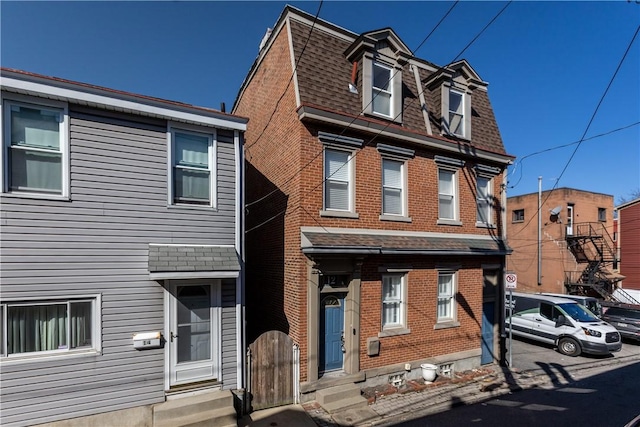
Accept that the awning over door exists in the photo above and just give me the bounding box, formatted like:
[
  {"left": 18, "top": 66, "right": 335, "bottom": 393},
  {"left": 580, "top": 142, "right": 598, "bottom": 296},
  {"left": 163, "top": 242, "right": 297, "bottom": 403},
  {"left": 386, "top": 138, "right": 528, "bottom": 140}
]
[{"left": 148, "top": 244, "right": 240, "bottom": 280}]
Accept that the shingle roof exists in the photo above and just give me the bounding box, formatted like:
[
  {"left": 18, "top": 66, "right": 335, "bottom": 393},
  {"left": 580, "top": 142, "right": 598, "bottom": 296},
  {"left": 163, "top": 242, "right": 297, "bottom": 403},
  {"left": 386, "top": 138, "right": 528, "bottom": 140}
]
[
  {"left": 301, "top": 231, "right": 511, "bottom": 256},
  {"left": 287, "top": 13, "right": 508, "bottom": 157},
  {"left": 148, "top": 245, "right": 240, "bottom": 272}
]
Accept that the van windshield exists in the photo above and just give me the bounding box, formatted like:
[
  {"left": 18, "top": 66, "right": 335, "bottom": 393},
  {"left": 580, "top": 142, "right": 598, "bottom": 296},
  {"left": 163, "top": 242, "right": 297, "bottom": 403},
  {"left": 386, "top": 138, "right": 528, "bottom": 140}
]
[{"left": 559, "top": 303, "right": 599, "bottom": 322}]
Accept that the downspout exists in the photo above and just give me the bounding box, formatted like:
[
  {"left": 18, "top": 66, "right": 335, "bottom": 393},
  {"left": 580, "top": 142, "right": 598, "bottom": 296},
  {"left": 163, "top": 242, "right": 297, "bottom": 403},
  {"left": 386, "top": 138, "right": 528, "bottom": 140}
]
[{"left": 412, "top": 64, "right": 432, "bottom": 135}]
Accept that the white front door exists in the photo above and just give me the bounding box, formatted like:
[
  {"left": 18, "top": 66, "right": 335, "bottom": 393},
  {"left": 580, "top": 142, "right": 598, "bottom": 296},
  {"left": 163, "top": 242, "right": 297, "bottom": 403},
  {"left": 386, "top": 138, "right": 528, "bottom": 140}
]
[{"left": 168, "top": 281, "right": 220, "bottom": 387}]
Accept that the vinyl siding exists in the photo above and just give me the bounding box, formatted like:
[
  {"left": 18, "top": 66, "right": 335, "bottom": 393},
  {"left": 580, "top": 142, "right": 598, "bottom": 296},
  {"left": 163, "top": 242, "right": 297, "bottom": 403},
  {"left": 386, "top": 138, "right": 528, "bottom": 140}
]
[{"left": 0, "top": 104, "right": 242, "bottom": 426}]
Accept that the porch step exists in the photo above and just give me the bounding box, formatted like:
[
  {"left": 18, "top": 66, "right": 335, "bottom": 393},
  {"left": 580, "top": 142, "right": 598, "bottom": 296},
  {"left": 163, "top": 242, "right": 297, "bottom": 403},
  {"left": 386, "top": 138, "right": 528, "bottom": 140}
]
[
  {"left": 153, "top": 390, "right": 237, "bottom": 427},
  {"left": 315, "top": 383, "right": 367, "bottom": 414}
]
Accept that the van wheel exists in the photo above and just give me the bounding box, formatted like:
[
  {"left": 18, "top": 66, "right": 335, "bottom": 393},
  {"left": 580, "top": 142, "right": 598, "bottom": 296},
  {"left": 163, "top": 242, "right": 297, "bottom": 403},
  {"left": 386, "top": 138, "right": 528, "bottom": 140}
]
[{"left": 558, "top": 337, "right": 581, "bottom": 357}]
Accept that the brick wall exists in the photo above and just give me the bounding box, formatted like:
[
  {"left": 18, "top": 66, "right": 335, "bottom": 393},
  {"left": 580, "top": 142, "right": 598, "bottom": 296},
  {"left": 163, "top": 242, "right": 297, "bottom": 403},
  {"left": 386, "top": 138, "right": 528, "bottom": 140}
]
[{"left": 507, "top": 188, "right": 614, "bottom": 294}]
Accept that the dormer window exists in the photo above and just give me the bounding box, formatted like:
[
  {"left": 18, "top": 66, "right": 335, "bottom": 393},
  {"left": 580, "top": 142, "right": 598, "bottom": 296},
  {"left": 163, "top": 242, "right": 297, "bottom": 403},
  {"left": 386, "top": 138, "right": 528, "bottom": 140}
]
[
  {"left": 345, "top": 29, "right": 410, "bottom": 125},
  {"left": 373, "top": 62, "right": 393, "bottom": 117},
  {"left": 449, "top": 90, "right": 465, "bottom": 137}
]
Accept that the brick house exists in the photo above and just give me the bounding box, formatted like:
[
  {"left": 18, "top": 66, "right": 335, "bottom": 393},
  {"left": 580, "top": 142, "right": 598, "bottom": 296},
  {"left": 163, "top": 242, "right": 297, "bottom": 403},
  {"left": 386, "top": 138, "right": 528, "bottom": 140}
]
[
  {"left": 617, "top": 198, "right": 640, "bottom": 291},
  {"left": 506, "top": 188, "right": 621, "bottom": 297},
  {"left": 233, "top": 6, "right": 513, "bottom": 400}
]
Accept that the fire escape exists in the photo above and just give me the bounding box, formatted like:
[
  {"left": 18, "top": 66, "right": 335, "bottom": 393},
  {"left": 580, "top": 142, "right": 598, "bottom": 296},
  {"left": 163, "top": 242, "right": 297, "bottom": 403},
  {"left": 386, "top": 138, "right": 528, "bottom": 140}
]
[{"left": 565, "top": 222, "right": 639, "bottom": 304}]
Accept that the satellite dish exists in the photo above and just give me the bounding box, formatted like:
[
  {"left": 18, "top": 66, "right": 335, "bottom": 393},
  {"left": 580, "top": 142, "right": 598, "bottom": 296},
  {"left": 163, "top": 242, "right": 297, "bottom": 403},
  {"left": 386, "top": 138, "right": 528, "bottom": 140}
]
[{"left": 550, "top": 205, "right": 562, "bottom": 216}]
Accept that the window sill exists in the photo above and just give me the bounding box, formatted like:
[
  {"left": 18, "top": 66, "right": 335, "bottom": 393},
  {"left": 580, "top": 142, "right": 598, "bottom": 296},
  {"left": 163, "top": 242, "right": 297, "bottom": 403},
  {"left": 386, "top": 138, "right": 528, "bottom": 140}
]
[
  {"left": 475, "top": 222, "right": 496, "bottom": 229},
  {"left": 168, "top": 204, "right": 218, "bottom": 212},
  {"left": 511, "top": 220, "right": 524, "bottom": 224},
  {"left": 378, "top": 327, "right": 410, "bottom": 338},
  {"left": 433, "top": 321, "right": 460, "bottom": 330},
  {"left": 437, "top": 219, "right": 462, "bottom": 226},
  {"left": 319, "top": 210, "right": 359, "bottom": 219},
  {"left": 0, "top": 349, "right": 101, "bottom": 364},
  {"left": 379, "top": 214, "right": 412, "bottom": 223},
  {"left": 1, "top": 192, "right": 70, "bottom": 202}
]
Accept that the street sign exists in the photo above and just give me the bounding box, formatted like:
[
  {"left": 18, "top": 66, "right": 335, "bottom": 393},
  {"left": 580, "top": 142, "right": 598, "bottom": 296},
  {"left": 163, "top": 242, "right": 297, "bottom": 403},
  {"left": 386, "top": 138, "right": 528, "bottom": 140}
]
[{"left": 505, "top": 272, "right": 517, "bottom": 289}]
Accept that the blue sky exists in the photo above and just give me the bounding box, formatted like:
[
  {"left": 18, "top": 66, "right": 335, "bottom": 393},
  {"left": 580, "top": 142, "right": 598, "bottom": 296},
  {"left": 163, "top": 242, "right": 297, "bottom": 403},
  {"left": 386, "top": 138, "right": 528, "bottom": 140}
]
[{"left": 2, "top": 1, "right": 639, "bottom": 203}]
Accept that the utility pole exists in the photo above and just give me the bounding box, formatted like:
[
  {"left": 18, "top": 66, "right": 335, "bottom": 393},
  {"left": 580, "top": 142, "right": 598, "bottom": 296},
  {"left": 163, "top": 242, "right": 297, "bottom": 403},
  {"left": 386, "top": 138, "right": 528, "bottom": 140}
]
[{"left": 538, "top": 176, "right": 542, "bottom": 287}]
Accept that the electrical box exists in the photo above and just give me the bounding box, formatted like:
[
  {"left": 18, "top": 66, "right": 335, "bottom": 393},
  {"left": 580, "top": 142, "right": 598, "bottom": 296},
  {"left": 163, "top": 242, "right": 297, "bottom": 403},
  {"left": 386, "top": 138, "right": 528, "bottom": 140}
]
[{"left": 133, "top": 332, "right": 162, "bottom": 350}]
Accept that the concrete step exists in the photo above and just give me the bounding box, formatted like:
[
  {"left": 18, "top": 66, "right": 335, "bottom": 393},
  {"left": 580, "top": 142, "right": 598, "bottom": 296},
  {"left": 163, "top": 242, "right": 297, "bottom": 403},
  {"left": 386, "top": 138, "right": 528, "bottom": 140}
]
[
  {"left": 315, "top": 383, "right": 362, "bottom": 406},
  {"left": 155, "top": 407, "right": 237, "bottom": 427},
  {"left": 321, "top": 395, "right": 368, "bottom": 414},
  {"left": 153, "top": 390, "right": 236, "bottom": 427}
]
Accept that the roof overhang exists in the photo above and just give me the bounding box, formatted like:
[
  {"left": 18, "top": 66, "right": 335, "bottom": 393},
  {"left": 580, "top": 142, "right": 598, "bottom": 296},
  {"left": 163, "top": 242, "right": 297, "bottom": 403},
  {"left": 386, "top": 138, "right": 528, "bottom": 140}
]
[
  {"left": 301, "top": 227, "right": 512, "bottom": 256},
  {"left": 1, "top": 68, "right": 247, "bottom": 131},
  {"left": 297, "top": 104, "right": 514, "bottom": 165}
]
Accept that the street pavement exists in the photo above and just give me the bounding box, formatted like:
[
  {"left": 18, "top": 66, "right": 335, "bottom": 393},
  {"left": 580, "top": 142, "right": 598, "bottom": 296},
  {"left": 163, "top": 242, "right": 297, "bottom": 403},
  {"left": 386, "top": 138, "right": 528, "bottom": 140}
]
[{"left": 253, "top": 336, "right": 639, "bottom": 426}]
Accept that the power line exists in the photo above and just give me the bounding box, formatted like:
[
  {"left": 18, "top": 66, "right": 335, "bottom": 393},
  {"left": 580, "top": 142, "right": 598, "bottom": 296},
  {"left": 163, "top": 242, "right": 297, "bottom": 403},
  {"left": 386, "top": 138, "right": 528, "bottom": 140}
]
[
  {"left": 245, "top": 0, "right": 461, "bottom": 211},
  {"left": 246, "top": 2, "right": 512, "bottom": 232},
  {"left": 508, "top": 121, "right": 640, "bottom": 189},
  {"left": 508, "top": 23, "right": 640, "bottom": 240},
  {"left": 244, "top": 1, "right": 324, "bottom": 154}
]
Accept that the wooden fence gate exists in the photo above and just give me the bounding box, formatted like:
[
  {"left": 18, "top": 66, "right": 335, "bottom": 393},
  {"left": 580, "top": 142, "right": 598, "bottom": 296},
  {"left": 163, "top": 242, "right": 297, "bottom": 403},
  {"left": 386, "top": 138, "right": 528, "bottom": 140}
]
[{"left": 248, "top": 330, "right": 295, "bottom": 410}]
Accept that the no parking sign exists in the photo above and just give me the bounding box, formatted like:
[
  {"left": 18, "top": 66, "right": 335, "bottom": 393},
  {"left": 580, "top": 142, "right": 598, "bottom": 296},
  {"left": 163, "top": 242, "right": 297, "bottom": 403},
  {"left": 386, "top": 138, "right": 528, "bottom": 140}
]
[{"left": 505, "top": 272, "right": 517, "bottom": 289}]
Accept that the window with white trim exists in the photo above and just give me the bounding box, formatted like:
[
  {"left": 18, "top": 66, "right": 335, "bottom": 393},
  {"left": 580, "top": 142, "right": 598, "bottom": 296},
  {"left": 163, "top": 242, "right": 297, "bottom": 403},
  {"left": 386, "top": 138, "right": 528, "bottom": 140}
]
[
  {"left": 382, "top": 158, "right": 405, "bottom": 216},
  {"left": 449, "top": 89, "right": 465, "bottom": 137},
  {"left": 171, "top": 128, "right": 215, "bottom": 206},
  {"left": 437, "top": 271, "right": 456, "bottom": 323},
  {"left": 476, "top": 176, "right": 492, "bottom": 225},
  {"left": 372, "top": 62, "right": 393, "bottom": 117},
  {"left": 324, "top": 148, "right": 353, "bottom": 212},
  {"left": 382, "top": 274, "right": 406, "bottom": 329},
  {"left": 1, "top": 298, "right": 99, "bottom": 357},
  {"left": 438, "top": 168, "right": 458, "bottom": 221},
  {"left": 2, "top": 99, "right": 68, "bottom": 197}
]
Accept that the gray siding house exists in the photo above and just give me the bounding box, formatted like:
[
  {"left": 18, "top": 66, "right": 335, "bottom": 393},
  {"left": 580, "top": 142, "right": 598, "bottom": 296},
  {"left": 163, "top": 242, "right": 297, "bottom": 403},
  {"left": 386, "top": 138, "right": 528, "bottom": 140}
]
[{"left": 0, "top": 68, "right": 247, "bottom": 426}]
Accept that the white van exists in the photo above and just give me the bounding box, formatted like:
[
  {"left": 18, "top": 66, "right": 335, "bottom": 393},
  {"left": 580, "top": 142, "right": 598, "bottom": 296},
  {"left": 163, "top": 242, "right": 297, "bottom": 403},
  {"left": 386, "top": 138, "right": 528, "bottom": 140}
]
[
  {"left": 505, "top": 292, "right": 622, "bottom": 356},
  {"left": 540, "top": 293, "right": 603, "bottom": 317}
]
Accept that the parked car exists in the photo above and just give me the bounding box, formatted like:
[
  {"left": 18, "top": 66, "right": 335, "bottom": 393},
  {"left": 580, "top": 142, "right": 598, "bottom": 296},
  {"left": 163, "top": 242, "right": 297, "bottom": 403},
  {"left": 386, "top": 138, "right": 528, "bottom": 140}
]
[
  {"left": 506, "top": 292, "right": 622, "bottom": 357},
  {"left": 601, "top": 304, "right": 640, "bottom": 342}
]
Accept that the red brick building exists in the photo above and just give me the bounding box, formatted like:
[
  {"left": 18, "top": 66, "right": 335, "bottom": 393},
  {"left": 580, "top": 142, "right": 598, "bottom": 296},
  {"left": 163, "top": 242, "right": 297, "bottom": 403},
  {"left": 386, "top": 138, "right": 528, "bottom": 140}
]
[
  {"left": 233, "top": 6, "right": 513, "bottom": 400},
  {"left": 506, "top": 188, "right": 617, "bottom": 295},
  {"left": 617, "top": 198, "right": 640, "bottom": 291}
]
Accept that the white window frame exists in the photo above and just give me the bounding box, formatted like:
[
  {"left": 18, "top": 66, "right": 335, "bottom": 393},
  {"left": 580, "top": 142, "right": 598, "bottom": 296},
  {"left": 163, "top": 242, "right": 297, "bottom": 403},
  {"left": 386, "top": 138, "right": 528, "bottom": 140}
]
[
  {"left": 448, "top": 89, "right": 465, "bottom": 137},
  {"left": 168, "top": 124, "right": 216, "bottom": 208},
  {"left": 437, "top": 167, "right": 459, "bottom": 224},
  {"left": 1, "top": 95, "right": 70, "bottom": 199},
  {"left": 436, "top": 271, "right": 457, "bottom": 325},
  {"left": 476, "top": 175, "right": 493, "bottom": 226},
  {"left": 372, "top": 62, "right": 393, "bottom": 118},
  {"left": 381, "top": 274, "right": 406, "bottom": 331},
  {"left": 381, "top": 157, "right": 407, "bottom": 218},
  {"left": 362, "top": 55, "right": 403, "bottom": 124},
  {"left": 0, "top": 295, "right": 102, "bottom": 359},
  {"left": 322, "top": 147, "right": 355, "bottom": 216}
]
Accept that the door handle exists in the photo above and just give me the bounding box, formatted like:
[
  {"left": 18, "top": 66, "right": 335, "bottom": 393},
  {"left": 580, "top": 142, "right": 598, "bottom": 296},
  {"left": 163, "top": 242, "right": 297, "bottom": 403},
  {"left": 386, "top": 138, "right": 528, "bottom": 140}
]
[
  {"left": 170, "top": 331, "right": 178, "bottom": 342},
  {"left": 341, "top": 331, "right": 346, "bottom": 353}
]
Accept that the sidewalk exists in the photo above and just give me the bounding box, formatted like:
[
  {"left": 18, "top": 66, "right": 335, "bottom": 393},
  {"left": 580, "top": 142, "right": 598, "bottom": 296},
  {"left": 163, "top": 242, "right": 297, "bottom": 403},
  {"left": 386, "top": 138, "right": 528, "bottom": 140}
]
[{"left": 302, "top": 365, "right": 536, "bottom": 426}]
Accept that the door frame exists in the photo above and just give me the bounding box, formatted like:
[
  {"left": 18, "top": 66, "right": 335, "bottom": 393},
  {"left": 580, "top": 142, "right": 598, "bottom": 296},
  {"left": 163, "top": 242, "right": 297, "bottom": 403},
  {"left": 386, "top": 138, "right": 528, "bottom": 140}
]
[
  {"left": 164, "top": 279, "right": 222, "bottom": 390},
  {"left": 319, "top": 293, "right": 346, "bottom": 373}
]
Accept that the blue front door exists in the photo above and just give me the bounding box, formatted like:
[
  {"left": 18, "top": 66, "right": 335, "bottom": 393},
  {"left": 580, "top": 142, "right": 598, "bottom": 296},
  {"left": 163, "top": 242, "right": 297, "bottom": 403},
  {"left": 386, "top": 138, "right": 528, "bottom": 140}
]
[
  {"left": 481, "top": 302, "right": 495, "bottom": 365},
  {"left": 320, "top": 295, "right": 344, "bottom": 372}
]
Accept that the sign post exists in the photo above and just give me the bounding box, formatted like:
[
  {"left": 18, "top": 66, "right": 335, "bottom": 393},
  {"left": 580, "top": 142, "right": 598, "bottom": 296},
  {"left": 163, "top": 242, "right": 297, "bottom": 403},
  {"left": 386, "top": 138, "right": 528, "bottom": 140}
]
[{"left": 504, "top": 272, "right": 517, "bottom": 368}]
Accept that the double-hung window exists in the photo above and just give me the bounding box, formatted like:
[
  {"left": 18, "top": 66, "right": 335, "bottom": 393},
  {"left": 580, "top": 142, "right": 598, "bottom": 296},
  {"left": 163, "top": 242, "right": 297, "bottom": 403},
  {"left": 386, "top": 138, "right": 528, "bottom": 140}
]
[
  {"left": 437, "top": 271, "right": 456, "bottom": 323},
  {"left": 449, "top": 90, "right": 464, "bottom": 137},
  {"left": 438, "top": 169, "right": 457, "bottom": 221},
  {"left": 2, "top": 99, "right": 68, "bottom": 197},
  {"left": 171, "top": 128, "right": 215, "bottom": 207},
  {"left": 476, "top": 176, "right": 492, "bottom": 225},
  {"left": 1, "top": 298, "right": 99, "bottom": 357},
  {"left": 382, "top": 274, "right": 406, "bottom": 330},
  {"left": 324, "top": 148, "right": 352, "bottom": 212},
  {"left": 382, "top": 158, "right": 404, "bottom": 216},
  {"left": 372, "top": 62, "right": 393, "bottom": 117}
]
